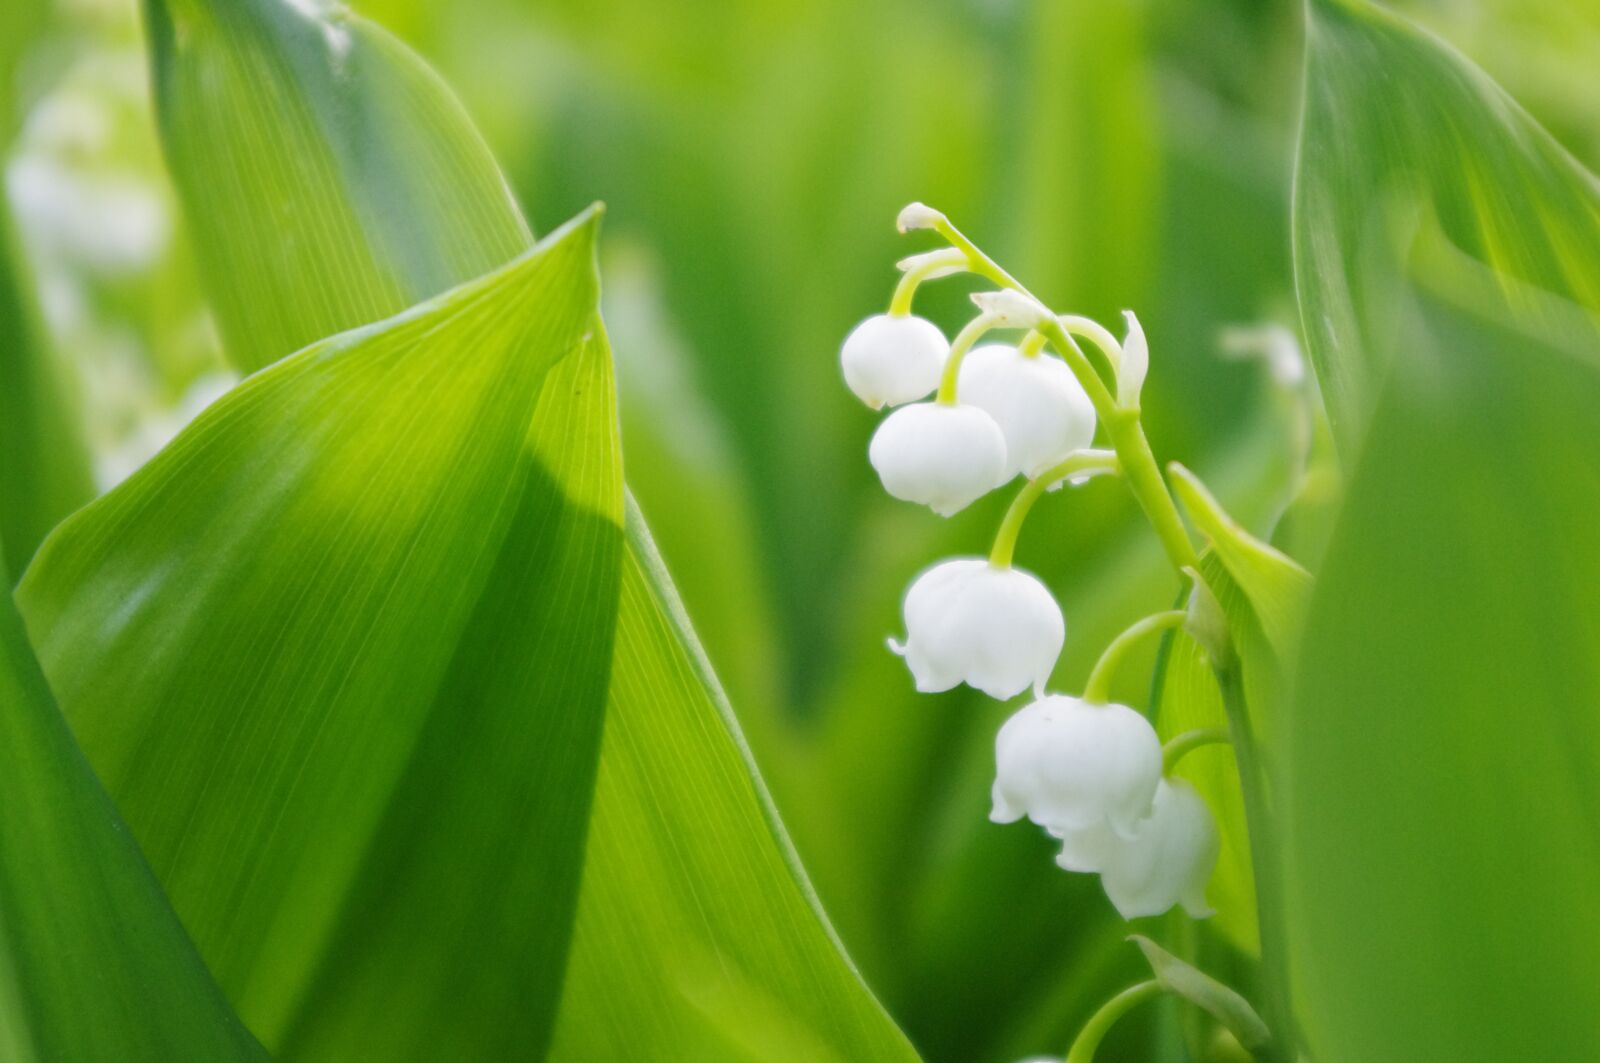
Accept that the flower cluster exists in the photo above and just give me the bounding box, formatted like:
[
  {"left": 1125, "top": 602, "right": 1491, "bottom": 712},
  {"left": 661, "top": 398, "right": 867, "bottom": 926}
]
[{"left": 840, "top": 204, "right": 1219, "bottom": 921}]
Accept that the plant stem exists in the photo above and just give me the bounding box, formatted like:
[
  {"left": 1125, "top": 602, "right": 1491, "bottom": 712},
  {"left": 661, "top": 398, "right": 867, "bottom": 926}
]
[
  {"left": 889, "top": 249, "right": 968, "bottom": 316},
  {"left": 1216, "top": 661, "right": 1296, "bottom": 1063},
  {"left": 1065, "top": 980, "right": 1164, "bottom": 1063},
  {"left": 1099, "top": 404, "right": 1200, "bottom": 573},
  {"left": 935, "top": 313, "right": 1000, "bottom": 404},
  {"left": 988, "top": 450, "right": 1120, "bottom": 568},
  {"left": 1057, "top": 313, "right": 1123, "bottom": 370},
  {"left": 1161, "top": 727, "right": 1232, "bottom": 774},
  {"left": 1019, "top": 328, "right": 1048, "bottom": 358},
  {"left": 1083, "top": 610, "right": 1188, "bottom": 704}
]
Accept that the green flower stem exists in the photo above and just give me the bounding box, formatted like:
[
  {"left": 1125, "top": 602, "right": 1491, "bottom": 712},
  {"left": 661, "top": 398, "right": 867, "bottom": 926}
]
[
  {"left": 1161, "top": 727, "right": 1232, "bottom": 774},
  {"left": 1057, "top": 313, "right": 1122, "bottom": 369},
  {"left": 1019, "top": 328, "right": 1048, "bottom": 358},
  {"left": 988, "top": 450, "right": 1121, "bottom": 568},
  {"left": 889, "top": 249, "right": 968, "bottom": 316},
  {"left": 936, "top": 312, "right": 1001, "bottom": 404},
  {"left": 1098, "top": 404, "right": 1200, "bottom": 572},
  {"left": 1084, "top": 610, "right": 1188, "bottom": 704},
  {"left": 1065, "top": 980, "right": 1165, "bottom": 1063},
  {"left": 1217, "top": 661, "right": 1296, "bottom": 1063}
]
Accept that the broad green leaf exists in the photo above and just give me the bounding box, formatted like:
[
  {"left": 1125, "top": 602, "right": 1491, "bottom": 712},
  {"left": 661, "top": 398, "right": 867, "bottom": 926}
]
[
  {"left": 22, "top": 211, "right": 625, "bottom": 1058},
  {"left": 143, "top": 0, "right": 530, "bottom": 371},
  {"left": 550, "top": 498, "right": 918, "bottom": 1061},
  {"left": 133, "top": 0, "right": 917, "bottom": 1055},
  {"left": 0, "top": 545, "right": 266, "bottom": 1062},
  {"left": 1288, "top": 2, "right": 1600, "bottom": 1058},
  {"left": 1294, "top": 0, "right": 1600, "bottom": 455}
]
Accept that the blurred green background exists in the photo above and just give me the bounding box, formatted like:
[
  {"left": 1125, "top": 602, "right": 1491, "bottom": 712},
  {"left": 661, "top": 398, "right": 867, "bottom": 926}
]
[{"left": 5, "top": 0, "right": 1599, "bottom": 1059}]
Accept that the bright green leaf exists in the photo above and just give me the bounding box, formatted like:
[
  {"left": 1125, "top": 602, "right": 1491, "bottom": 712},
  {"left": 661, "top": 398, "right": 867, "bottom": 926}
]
[
  {"left": 1287, "top": 2, "right": 1600, "bottom": 1059},
  {"left": 130, "top": 0, "right": 917, "bottom": 1056},
  {"left": 21, "top": 211, "right": 625, "bottom": 1059},
  {"left": 0, "top": 546, "right": 266, "bottom": 1062}
]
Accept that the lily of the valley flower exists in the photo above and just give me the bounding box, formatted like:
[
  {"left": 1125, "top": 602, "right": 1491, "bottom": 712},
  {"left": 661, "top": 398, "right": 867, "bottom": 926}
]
[
  {"left": 869, "top": 402, "right": 1007, "bottom": 516},
  {"left": 990, "top": 695, "right": 1162, "bottom": 836},
  {"left": 840, "top": 313, "right": 948, "bottom": 409},
  {"left": 889, "top": 558, "right": 1064, "bottom": 700},
  {"left": 958, "top": 344, "right": 1096, "bottom": 480},
  {"left": 1055, "top": 777, "right": 1219, "bottom": 920}
]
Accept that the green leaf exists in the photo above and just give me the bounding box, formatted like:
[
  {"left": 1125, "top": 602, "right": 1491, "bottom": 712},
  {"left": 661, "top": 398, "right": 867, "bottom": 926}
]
[
  {"left": 21, "top": 211, "right": 625, "bottom": 1058},
  {"left": 1287, "top": 2, "right": 1600, "bottom": 1059},
  {"left": 1294, "top": 0, "right": 1600, "bottom": 455},
  {"left": 1129, "top": 936, "right": 1269, "bottom": 1052},
  {"left": 128, "top": 0, "right": 917, "bottom": 1056},
  {"left": 0, "top": 210, "right": 94, "bottom": 575},
  {"left": 1168, "top": 463, "right": 1311, "bottom": 664},
  {"left": 0, "top": 547, "right": 266, "bottom": 1062},
  {"left": 143, "top": 0, "right": 531, "bottom": 371}
]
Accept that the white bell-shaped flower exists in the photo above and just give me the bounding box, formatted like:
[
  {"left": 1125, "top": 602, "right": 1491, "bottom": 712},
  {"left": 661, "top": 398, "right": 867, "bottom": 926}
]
[
  {"left": 957, "top": 344, "right": 1096, "bottom": 480},
  {"left": 840, "top": 313, "right": 948, "bottom": 409},
  {"left": 869, "top": 402, "right": 1007, "bottom": 516},
  {"left": 888, "top": 558, "right": 1063, "bottom": 700},
  {"left": 990, "top": 695, "right": 1161, "bottom": 836},
  {"left": 1054, "top": 778, "right": 1218, "bottom": 920}
]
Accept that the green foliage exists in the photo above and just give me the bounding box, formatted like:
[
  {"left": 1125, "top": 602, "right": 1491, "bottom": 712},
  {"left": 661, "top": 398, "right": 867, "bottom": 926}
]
[
  {"left": 143, "top": 0, "right": 530, "bottom": 371},
  {"left": 89, "top": 0, "right": 917, "bottom": 1057},
  {"left": 0, "top": 548, "right": 265, "bottom": 1062},
  {"left": 1287, "top": 1, "right": 1600, "bottom": 1059},
  {"left": 22, "top": 213, "right": 623, "bottom": 1059}
]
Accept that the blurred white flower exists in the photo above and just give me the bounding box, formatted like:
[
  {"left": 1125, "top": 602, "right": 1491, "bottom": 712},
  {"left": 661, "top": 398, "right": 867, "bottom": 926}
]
[
  {"left": 94, "top": 371, "right": 240, "bottom": 491},
  {"left": 1055, "top": 778, "right": 1218, "bottom": 920},
  {"left": 840, "top": 313, "right": 947, "bottom": 409},
  {"left": 990, "top": 695, "right": 1162, "bottom": 836},
  {"left": 957, "top": 344, "right": 1096, "bottom": 480},
  {"left": 1117, "top": 310, "right": 1148, "bottom": 408},
  {"left": 868, "top": 402, "right": 1006, "bottom": 516},
  {"left": 889, "top": 558, "right": 1063, "bottom": 700}
]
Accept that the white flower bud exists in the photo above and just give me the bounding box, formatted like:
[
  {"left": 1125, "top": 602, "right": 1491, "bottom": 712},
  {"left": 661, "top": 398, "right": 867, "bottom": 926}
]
[
  {"left": 896, "top": 201, "right": 946, "bottom": 232},
  {"left": 840, "top": 313, "right": 947, "bottom": 409},
  {"left": 957, "top": 344, "right": 1096, "bottom": 480},
  {"left": 1055, "top": 778, "right": 1218, "bottom": 920},
  {"left": 990, "top": 695, "right": 1161, "bottom": 836},
  {"left": 888, "top": 558, "right": 1063, "bottom": 700},
  {"left": 868, "top": 402, "right": 1007, "bottom": 516},
  {"left": 970, "top": 289, "right": 1052, "bottom": 330},
  {"left": 1118, "top": 310, "right": 1149, "bottom": 407}
]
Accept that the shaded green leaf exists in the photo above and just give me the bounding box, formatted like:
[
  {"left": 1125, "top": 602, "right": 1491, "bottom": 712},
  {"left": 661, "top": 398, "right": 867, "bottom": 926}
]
[
  {"left": 1287, "top": 2, "right": 1600, "bottom": 1059},
  {"left": 22, "top": 211, "right": 624, "bottom": 1059},
  {"left": 0, "top": 546, "right": 266, "bottom": 1062}
]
